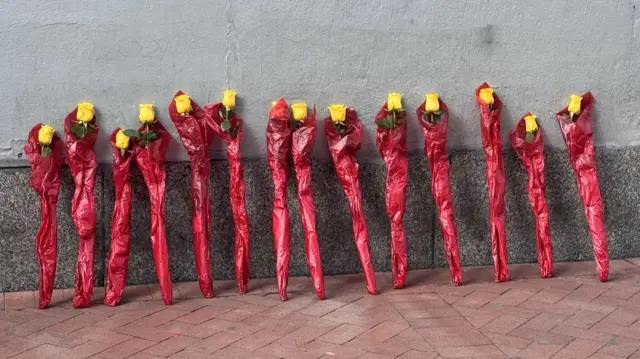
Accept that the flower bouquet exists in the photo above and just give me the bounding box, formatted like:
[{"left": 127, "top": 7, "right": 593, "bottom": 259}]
[
  {"left": 266, "top": 98, "right": 293, "bottom": 300},
  {"left": 24, "top": 124, "right": 63, "bottom": 309},
  {"left": 204, "top": 90, "right": 251, "bottom": 295},
  {"left": 374, "top": 93, "right": 408, "bottom": 289},
  {"left": 169, "top": 92, "right": 214, "bottom": 298},
  {"left": 325, "top": 105, "right": 376, "bottom": 295},
  {"left": 475, "top": 84, "right": 508, "bottom": 283},
  {"left": 64, "top": 102, "right": 98, "bottom": 308},
  {"left": 126, "top": 105, "right": 173, "bottom": 304},
  {"left": 556, "top": 93, "right": 608, "bottom": 282},
  {"left": 104, "top": 128, "right": 135, "bottom": 306},
  {"left": 416, "top": 94, "right": 462, "bottom": 285},
  {"left": 509, "top": 114, "right": 553, "bottom": 278},
  {"left": 290, "top": 102, "right": 325, "bottom": 300}
]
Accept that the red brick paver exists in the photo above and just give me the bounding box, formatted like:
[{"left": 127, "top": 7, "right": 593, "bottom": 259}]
[{"left": 1, "top": 259, "right": 640, "bottom": 358}]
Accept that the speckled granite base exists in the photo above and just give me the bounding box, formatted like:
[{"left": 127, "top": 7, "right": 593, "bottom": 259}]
[
  {"left": 0, "top": 167, "right": 104, "bottom": 292},
  {"left": 2, "top": 146, "right": 638, "bottom": 291},
  {"left": 432, "top": 147, "right": 640, "bottom": 270}
]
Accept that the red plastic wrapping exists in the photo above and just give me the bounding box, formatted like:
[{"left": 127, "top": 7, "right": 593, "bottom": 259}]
[
  {"left": 291, "top": 107, "right": 325, "bottom": 300},
  {"left": 475, "top": 83, "right": 509, "bottom": 283},
  {"left": 416, "top": 100, "right": 463, "bottom": 286},
  {"left": 169, "top": 91, "right": 214, "bottom": 298},
  {"left": 556, "top": 93, "right": 609, "bottom": 282},
  {"left": 134, "top": 121, "right": 173, "bottom": 304},
  {"left": 204, "top": 102, "right": 251, "bottom": 295},
  {"left": 104, "top": 129, "right": 135, "bottom": 306},
  {"left": 374, "top": 103, "right": 408, "bottom": 289},
  {"left": 509, "top": 114, "right": 553, "bottom": 278},
  {"left": 24, "top": 124, "right": 63, "bottom": 309},
  {"left": 64, "top": 109, "right": 98, "bottom": 308},
  {"left": 266, "top": 99, "right": 293, "bottom": 301},
  {"left": 325, "top": 108, "right": 376, "bottom": 295}
]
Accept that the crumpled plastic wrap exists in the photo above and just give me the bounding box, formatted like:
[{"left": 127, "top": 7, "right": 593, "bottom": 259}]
[
  {"left": 510, "top": 114, "right": 553, "bottom": 278},
  {"left": 416, "top": 99, "right": 462, "bottom": 286},
  {"left": 476, "top": 83, "right": 508, "bottom": 283},
  {"left": 325, "top": 107, "right": 376, "bottom": 295},
  {"left": 291, "top": 106, "right": 325, "bottom": 300},
  {"left": 104, "top": 128, "right": 135, "bottom": 306},
  {"left": 64, "top": 108, "right": 98, "bottom": 308},
  {"left": 556, "top": 92, "right": 609, "bottom": 282},
  {"left": 24, "top": 124, "right": 63, "bottom": 309},
  {"left": 266, "top": 98, "right": 293, "bottom": 301},
  {"left": 374, "top": 103, "right": 408, "bottom": 289},
  {"left": 169, "top": 91, "right": 214, "bottom": 298},
  {"left": 134, "top": 121, "right": 173, "bottom": 305},
  {"left": 204, "top": 102, "right": 251, "bottom": 294}
]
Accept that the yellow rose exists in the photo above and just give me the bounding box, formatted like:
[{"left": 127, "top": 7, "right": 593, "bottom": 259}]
[
  {"left": 425, "top": 93, "right": 440, "bottom": 112},
  {"left": 175, "top": 94, "right": 192, "bottom": 114},
  {"left": 139, "top": 104, "right": 155, "bottom": 124},
  {"left": 115, "top": 130, "right": 130, "bottom": 150},
  {"left": 568, "top": 95, "right": 582, "bottom": 115},
  {"left": 291, "top": 103, "right": 307, "bottom": 122},
  {"left": 478, "top": 88, "right": 495, "bottom": 106},
  {"left": 38, "top": 125, "right": 55, "bottom": 146},
  {"left": 329, "top": 104, "right": 346, "bottom": 123},
  {"left": 222, "top": 90, "right": 237, "bottom": 110},
  {"left": 524, "top": 114, "right": 538, "bottom": 133},
  {"left": 76, "top": 102, "right": 95, "bottom": 123},
  {"left": 387, "top": 93, "right": 402, "bottom": 111}
]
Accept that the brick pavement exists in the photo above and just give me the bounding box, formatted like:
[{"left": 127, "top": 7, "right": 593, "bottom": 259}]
[{"left": 2, "top": 259, "right": 640, "bottom": 358}]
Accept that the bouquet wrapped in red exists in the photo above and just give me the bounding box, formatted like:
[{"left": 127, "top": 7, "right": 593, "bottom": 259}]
[
  {"left": 204, "top": 90, "right": 251, "bottom": 295},
  {"left": 325, "top": 105, "right": 376, "bottom": 295},
  {"left": 374, "top": 93, "right": 408, "bottom": 289},
  {"left": 104, "top": 128, "right": 135, "bottom": 306},
  {"left": 169, "top": 92, "right": 214, "bottom": 298},
  {"left": 475, "top": 83, "right": 508, "bottom": 282},
  {"left": 133, "top": 114, "right": 173, "bottom": 305},
  {"left": 556, "top": 93, "right": 608, "bottom": 282},
  {"left": 25, "top": 124, "right": 63, "bottom": 309},
  {"left": 64, "top": 103, "right": 98, "bottom": 308},
  {"left": 416, "top": 94, "right": 462, "bottom": 285},
  {"left": 509, "top": 114, "right": 553, "bottom": 278},
  {"left": 291, "top": 103, "right": 325, "bottom": 300},
  {"left": 266, "top": 98, "right": 293, "bottom": 300}
]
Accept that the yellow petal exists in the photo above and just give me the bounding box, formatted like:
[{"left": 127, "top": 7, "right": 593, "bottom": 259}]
[
  {"left": 568, "top": 95, "right": 582, "bottom": 115},
  {"left": 425, "top": 93, "right": 440, "bottom": 112},
  {"left": 76, "top": 102, "right": 95, "bottom": 123},
  {"left": 291, "top": 103, "right": 308, "bottom": 122},
  {"left": 329, "top": 104, "right": 346, "bottom": 123},
  {"left": 175, "top": 94, "right": 192, "bottom": 114},
  {"left": 222, "top": 90, "right": 237, "bottom": 110},
  {"left": 524, "top": 114, "right": 538, "bottom": 133},
  {"left": 139, "top": 104, "right": 155, "bottom": 124},
  {"left": 387, "top": 93, "right": 402, "bottom": 111},
  {"left": 479, "top": 88, "right": 495, "bottom": 105},
  {"left": 115, "top": 130, "right": 130, "bottom": 150},
  {"left": 38, "top": 125, "right": 55, "bottom": 146}
]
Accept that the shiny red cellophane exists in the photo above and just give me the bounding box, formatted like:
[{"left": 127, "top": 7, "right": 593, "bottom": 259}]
[
  {"left": 556, "top": 92, "right": 608, "bottom": 282},
  {"left": 24, "top": 124, "right": 63, "bottom": 309}
]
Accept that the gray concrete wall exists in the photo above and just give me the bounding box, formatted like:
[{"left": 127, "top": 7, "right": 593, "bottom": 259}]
[{"left": 1, "top": 0, "right": 639, "bottom": 164}]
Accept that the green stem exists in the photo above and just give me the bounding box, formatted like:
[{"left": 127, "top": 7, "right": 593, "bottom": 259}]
[{"left": 392, "top": 111, "right": 396, "bottom": 128}]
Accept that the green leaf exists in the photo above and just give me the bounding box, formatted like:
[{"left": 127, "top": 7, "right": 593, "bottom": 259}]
[
  {"left": 525, "top": 132, "right": 535, "bottom": 143},
  {"left": 229, "top": 127, "right": 238, "bottom": 140},
  {"left": 377, "top": 117, "right": 394, "bottom": 130},
  {"left": 123, "top": 129, "right": 140, "bottom": 138},
  {"left": 41, "top": 146, "right": 51, "bottom": 157},
  {"left": 145, "top": 131, "right": 158, "bottom": 141},
  {"left": 221, "top": 120, "right": 231, "bottom": 131},
  {"left": 70, "top": 124, "right": 85, "bottom": 139}
]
